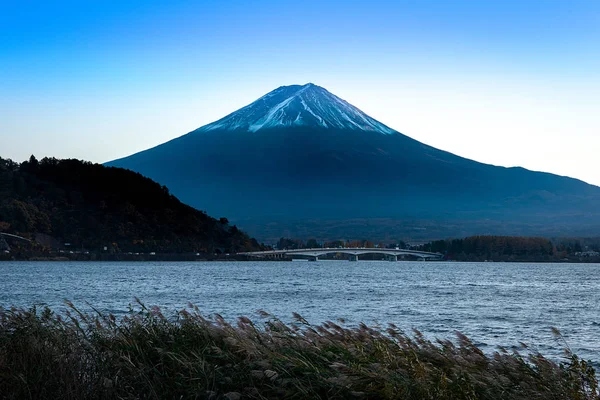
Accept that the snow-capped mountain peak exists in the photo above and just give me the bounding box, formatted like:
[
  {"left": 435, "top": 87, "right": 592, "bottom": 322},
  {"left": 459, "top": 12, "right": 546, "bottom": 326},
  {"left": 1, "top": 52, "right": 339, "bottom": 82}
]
[{"left": 197, "top": 83, "right": 397, "bottom": 134}]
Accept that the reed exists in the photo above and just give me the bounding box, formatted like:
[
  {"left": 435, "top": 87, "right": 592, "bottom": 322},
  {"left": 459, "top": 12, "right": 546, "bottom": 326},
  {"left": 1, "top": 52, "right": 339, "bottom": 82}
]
[{"left": 0, "top": 301, "right": 597, "bottom": 399}]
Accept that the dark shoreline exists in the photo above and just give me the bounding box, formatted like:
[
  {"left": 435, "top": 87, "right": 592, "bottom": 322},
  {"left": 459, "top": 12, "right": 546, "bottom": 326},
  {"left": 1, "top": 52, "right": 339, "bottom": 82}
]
[{"left": 2, "top": 255, "right": 600, "bottom": 263}]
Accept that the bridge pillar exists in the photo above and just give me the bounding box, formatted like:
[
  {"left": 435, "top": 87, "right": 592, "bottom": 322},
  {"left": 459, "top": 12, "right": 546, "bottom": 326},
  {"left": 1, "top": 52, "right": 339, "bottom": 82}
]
[
  {"left": 349, "top": 254, "right": 359, "bottom": 262},
  {"left": 0, "top": 236, "right": 9, "bottom": 252},
  {"left": 388, "top": 254, "right": 397, "bottom": 262},
  {"left": 309, "top": 256, "right": 319, "bottom": 262}
]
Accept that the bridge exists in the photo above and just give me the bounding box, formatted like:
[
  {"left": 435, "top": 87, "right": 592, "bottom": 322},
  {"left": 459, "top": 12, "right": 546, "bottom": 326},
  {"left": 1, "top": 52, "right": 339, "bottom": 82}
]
[
  {"left": 0, "top": 232, "right": 32, "bottom": 243},
  {"left": 238, "top": 247, "right": 444, "bottom": 261},
  {"left": 0, "top": 232, "right": 32, "bottom": 252}
]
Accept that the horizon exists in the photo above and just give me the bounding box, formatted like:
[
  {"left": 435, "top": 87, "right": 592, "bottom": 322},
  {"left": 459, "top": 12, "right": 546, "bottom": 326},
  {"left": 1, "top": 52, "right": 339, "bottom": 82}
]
[{"left": 1, "top": 1, "right": 599, "bottom": 185}]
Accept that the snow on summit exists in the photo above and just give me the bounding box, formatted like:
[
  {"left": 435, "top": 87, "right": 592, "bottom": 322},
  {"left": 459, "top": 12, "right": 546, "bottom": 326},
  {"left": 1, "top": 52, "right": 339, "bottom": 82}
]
[{"left": 197, "top": 83, "right": 397, "bottom": 134}]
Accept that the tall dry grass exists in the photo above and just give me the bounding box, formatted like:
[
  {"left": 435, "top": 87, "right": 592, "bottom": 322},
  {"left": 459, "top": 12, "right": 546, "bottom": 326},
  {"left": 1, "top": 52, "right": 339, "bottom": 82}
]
[{"left": 0, "top": 300, "right": 597, "bottom": 399}]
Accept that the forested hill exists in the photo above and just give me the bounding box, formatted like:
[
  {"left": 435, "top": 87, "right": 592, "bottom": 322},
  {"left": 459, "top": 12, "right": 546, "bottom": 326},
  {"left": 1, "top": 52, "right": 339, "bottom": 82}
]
[
  {"left": 0, "top": 156, "right": 262, "bottom": 254},
  {"left": 415, "top": 235, "right": 600, "bottom": 262}
]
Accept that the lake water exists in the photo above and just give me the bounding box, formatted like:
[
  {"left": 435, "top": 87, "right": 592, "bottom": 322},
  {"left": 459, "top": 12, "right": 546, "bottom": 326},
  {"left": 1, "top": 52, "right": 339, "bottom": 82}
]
[{"left": 1, "top": 261, "right": 599, "bottom": 364}]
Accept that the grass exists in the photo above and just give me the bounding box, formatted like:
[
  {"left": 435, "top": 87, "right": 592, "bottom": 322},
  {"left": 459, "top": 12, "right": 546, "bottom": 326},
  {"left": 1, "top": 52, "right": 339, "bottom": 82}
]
[{"left": 0, "top": 300, "right": 598, "bottom": 399}]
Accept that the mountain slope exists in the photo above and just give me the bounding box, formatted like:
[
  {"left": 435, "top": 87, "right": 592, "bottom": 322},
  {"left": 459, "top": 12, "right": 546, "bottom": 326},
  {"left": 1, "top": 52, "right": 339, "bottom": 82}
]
[
  {"left": 108, "top": 84, "right": 600, "bottom": 240},
  {"left": 0, "top": 157, "right": 261, "bottom": 253}
]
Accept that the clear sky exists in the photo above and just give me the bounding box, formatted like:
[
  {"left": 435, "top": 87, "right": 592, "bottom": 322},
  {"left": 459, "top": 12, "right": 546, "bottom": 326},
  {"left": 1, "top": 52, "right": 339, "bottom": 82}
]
[{"left": 1, "top": 0, "right": 599, "bottom": 184}]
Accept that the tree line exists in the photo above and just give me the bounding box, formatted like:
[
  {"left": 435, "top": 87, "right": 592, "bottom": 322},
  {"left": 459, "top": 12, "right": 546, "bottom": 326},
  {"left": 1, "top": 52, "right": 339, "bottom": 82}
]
[{"left": 416, "top": 236, "right": 553, "bottom": 261}]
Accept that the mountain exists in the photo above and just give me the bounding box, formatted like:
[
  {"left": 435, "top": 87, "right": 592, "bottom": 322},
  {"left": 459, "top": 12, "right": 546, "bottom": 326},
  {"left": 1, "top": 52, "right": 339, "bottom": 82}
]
[
  {"left": 108, "top": 83, "right": 600, "bottom": 240},
  {"left": 197, "top": 83, "right": 397, "bottom": 134},
  {"left": 0, "top": 157, "right": 262, "bottom": 254}
]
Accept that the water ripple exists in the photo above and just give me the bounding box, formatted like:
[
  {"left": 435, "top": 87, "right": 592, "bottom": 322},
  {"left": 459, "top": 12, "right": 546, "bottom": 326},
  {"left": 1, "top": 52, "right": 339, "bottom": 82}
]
[{"left": 1, "top": 260, "right": 599, "bottom": 362}]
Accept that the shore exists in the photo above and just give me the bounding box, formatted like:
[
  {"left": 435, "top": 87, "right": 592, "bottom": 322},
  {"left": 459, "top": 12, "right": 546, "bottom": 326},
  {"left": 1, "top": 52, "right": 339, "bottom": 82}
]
[
  {"left": 0, "top": 303, "right": 597, "bottom": 399},
  {"left": 3, "top": 251, "right": 600, "bottom": 263}
]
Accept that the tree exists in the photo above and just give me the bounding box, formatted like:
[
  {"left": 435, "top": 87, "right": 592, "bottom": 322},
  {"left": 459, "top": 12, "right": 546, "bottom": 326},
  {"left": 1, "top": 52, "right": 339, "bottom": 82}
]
[
  {"left": 277, "top": 237, "right": 304, "bottom": 250},
  {"left": 0, "top": 221, "right": 9, "bottom": 232},
  {"left": 29, "top": 155, "right": 39, "bottom": 167},
  {"left": 306, "top": 238, "right": 320, "bottom": 248}
]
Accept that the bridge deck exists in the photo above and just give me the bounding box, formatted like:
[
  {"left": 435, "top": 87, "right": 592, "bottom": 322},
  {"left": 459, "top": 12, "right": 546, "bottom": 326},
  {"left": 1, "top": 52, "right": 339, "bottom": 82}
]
[{"left": 239, "top": 247, "right": 443, "bottom": 260}]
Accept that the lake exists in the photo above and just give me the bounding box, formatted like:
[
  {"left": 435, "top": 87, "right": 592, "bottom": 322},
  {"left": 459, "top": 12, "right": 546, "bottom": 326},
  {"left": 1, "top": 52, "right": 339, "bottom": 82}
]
[{"left": 1, "top": 260, "right": 599, "bottom": 364}]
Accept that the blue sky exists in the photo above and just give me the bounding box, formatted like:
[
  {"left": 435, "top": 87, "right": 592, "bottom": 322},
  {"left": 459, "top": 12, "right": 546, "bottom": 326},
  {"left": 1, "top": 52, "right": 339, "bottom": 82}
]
[{"left": 1, "top": 0, "right": 599, "bottom": 184}]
